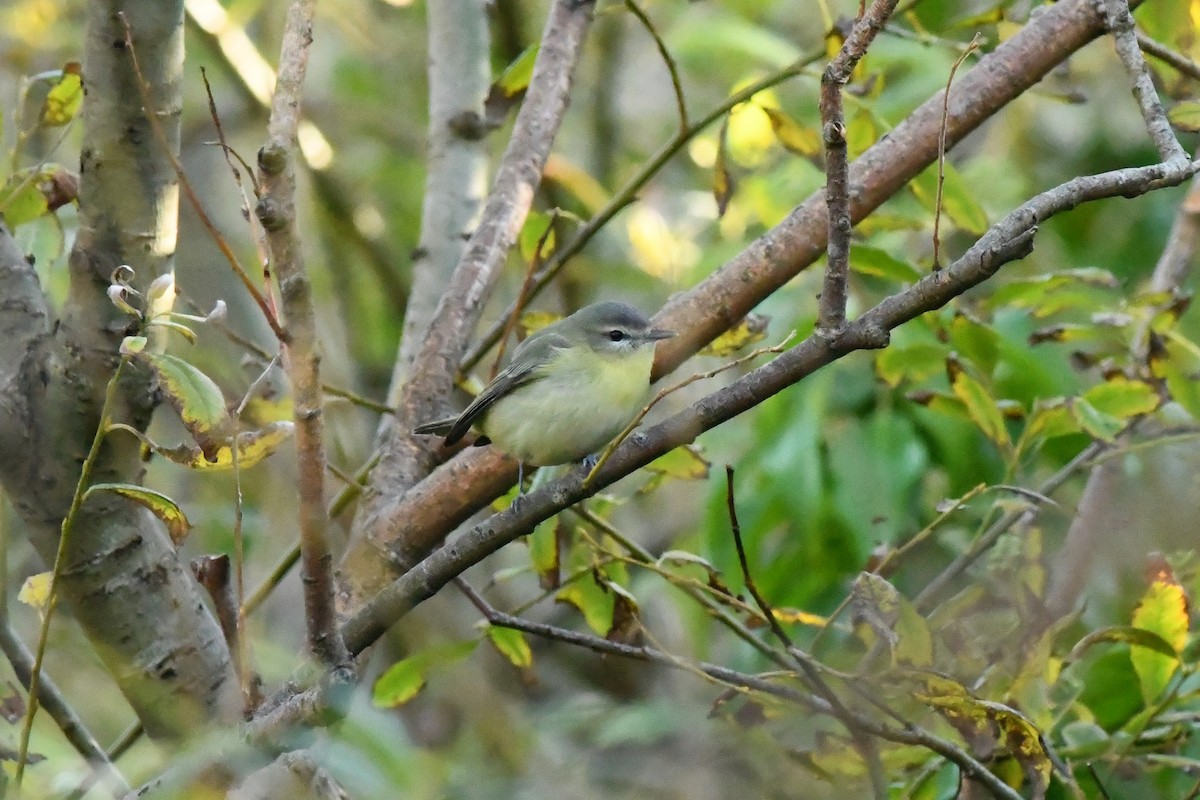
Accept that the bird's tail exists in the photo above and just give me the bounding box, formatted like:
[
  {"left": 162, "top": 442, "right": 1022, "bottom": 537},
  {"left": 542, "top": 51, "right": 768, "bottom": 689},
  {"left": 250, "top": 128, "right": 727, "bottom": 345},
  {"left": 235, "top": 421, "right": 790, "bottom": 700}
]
[{"left": 412, "top": 418, "right": 457, "bottom": 437}]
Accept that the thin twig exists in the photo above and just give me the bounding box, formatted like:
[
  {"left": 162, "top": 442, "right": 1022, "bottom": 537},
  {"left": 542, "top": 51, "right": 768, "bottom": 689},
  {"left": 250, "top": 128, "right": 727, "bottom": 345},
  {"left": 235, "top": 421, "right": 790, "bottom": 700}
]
[
  {"left": 256, "top": 0, "right": 349, "bottom": 668},
  {"left": 1102, "top": 0, "right": 1188, "bottom": 162},
  {"left": 490, "top": 212, "right": 559, "bottom": 380},
  {"left": 14, "top": 360, "right": 128, "bottom": 790},
  {"left": 1135, "top": 29, "right": 1200, "bottom": 81},
  {"left": 624, "top": 0, "right": 688, "bottom": 132},
  {"left": 932, "top": 33, "right": 982, "bottom": 269},
  {"left": 585, "top": 331, "right": 796, "bottom": 483},
  {"left": 118, "top": 13, "right": 286, "bottom": 341},
  {"left": 818, "top": 0, "right": 900, "bottom": 332}
]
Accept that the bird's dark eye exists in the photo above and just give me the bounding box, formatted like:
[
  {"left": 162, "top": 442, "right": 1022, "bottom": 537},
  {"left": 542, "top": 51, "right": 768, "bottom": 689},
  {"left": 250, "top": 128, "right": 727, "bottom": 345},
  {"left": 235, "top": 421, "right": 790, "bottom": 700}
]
[{"left": 608, "top": 329, "right": 627, "bottom": 342}]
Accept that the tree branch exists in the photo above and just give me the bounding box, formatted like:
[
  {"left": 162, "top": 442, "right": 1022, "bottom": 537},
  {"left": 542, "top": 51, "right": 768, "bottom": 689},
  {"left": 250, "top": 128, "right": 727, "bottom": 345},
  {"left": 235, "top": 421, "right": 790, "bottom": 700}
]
[
  {"left": 255, "top": 0, "right": 348, "bottom": 668},
  {"left": 342, "top": 156, "right": 1196, "bottom": 654},
  {"left": 818, "top": 0, "right": 899, "bottom": 332},
  {"left": 1102, "top": 0, "right": 1187, "bottom": 162},
  {"left": 347, "top": 0, "right": 596, "bottom": 609}
]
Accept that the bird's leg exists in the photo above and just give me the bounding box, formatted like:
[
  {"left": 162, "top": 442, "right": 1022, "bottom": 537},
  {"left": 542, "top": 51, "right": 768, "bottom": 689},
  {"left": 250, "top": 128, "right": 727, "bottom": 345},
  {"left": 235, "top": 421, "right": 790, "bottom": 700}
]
[{"left": 581, "top": 453, "right": 599, "bottom": 470}]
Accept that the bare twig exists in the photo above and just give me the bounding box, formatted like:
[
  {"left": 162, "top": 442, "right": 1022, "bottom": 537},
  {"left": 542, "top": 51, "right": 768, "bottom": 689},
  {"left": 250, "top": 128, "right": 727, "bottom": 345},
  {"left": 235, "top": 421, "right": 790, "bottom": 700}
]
[
  {"left": 1102, "top": 0, "right": 1187, "bottom": 162},
  {"left": 455, "top": 576, "right": 1019, "bottom": 800},
  {"left": 585, "top": 332, "right": 795, "bottom": 483},
  {"left": 933, "top": 33, "right": 982, "bottom": 269},
  {"left": 1136, "top": 29, "right": 1200, "bottom": 81},
  {"left": 489, "top": 211, "right": 558, "bottom": 381},
  {"left": 818, "top": 0, "right": 899, "bottom": 332},
  {"left": 624, "top": 0, "right": 688, "bottom": 132},
  {"left": 255, "top": 0, "right": 348, "bottom": 668},
  {"left": 118, "top": 13, "right": 286, "bottom": 341}
]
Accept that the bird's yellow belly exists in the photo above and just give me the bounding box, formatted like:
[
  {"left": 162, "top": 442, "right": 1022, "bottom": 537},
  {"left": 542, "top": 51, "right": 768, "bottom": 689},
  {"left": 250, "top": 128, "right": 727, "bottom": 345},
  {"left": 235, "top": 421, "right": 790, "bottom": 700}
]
[{"left": 480, "top": 347, "right": 653, "bottom": 466}]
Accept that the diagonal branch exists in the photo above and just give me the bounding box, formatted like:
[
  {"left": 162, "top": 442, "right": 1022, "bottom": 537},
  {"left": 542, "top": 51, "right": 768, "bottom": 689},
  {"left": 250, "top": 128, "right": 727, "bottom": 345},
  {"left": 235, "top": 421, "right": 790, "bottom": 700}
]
[
  {"left": 342, "top": 155, "right": 1196, "bottom": 654},
  {"left": 255, "top": 0, "right": 348, "bottom": 668}
]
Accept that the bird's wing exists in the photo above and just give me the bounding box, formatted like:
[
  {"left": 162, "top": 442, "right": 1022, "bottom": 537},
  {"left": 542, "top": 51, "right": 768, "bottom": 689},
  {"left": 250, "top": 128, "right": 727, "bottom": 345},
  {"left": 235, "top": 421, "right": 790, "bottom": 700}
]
[{"left": 441, "top": 332, "right": 568, "bottom": 445}]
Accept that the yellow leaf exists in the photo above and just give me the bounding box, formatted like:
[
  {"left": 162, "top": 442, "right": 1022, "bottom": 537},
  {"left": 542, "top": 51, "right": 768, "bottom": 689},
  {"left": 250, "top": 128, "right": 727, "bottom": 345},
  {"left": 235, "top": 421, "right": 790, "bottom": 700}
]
[
  {"left": 699, "top": 314, "right": 769, "bottom": 356},
  {"left": 487, "top": 626, "right": 533, "bottom": 669},
  {"left": 18, "top": 572, "right": 53, "bottom": 612},
  {"left": 156, "top": 421, "right": 295, "bottom": 471},
  {"left": 41, "top": 63, "right": 83, "bottom": 126},
  {"left": 760, "top": 106, "right": 821, "bottom": 156}
]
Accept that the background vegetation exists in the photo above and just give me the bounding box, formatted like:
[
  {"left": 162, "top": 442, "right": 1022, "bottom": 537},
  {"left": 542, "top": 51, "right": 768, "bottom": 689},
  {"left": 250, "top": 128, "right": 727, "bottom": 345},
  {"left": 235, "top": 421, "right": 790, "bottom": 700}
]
[{"left": 1, "top": 0, "right": 1199, "bottom": 797}]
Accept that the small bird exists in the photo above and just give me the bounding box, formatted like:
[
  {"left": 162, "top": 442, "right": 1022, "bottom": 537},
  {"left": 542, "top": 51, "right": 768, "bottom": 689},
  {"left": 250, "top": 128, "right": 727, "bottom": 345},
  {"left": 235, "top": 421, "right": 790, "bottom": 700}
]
[{"left": 413, "top": 301, "right": 675, "bottom": 486}]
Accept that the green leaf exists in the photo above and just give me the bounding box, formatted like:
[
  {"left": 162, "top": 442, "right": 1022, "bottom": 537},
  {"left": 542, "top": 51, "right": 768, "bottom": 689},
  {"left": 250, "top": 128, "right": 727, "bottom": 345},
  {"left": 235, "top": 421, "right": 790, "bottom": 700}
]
[
  {"left": 517, "top": 210, "right": 556, "bottom": 263},
  {"left": 1151, "top": 338, "right": 1200, "bottom": 419},
  {"left": 1081, "top": 377, "right": 1160, "bottom": 419},
  {"left": 372, "top": 639, "right": 478, "bottom": 708},
  {"left": 41, "top": 63, "right": 83, "bottom": 126},
  {"left": 1070, "top": 398, "right": 1124, "bottom": 442},
  {"left": 557, "top": 572, "right": 614, "bottom": 636},
  {"left": 496, "top": 44, "right": 538, "bottom": 97},
  {"left": 1130, "top": 563, "right": 1189, "bottom": 704},
  {"left": 947, "top": 356, "right": 1010, "bottom": 448},
  {"left": 849, "top": 245, "right": 921, "bottom": 282},
  {"left": 947, "top": 313, "right": 1001, "bottom": 374},
  {"left": 893, "top": 595, "right": 933, "bottom": 667},
  {"left": 875, "top": 343, "right": 946, "bottom": 387},
  {"left": 1024, "top": 398, "right": 1082, "bottom": 441},
  {"left": 644, "top": 445, "right": 710, "bottom": 481},
  {"left": 85, "top": 483, "right": 191, "bottom": 546},
  {"left": 486, "top": 626, "right": 533, "bottom": 669},
  {"left": 0, "top": 167, "right": 53, "bottom": 226},
  {"left": 1168, "top": 100, "right": 1200, "bottom": 133},
  {"left": 911, "top": 161, "right": 989, "bottom": 236},
  {"left": 528, "top": 517, "right": 561, "bottom": 589},
  {"left": 140, "top": 354, "right": 231, "bottom": 459}
]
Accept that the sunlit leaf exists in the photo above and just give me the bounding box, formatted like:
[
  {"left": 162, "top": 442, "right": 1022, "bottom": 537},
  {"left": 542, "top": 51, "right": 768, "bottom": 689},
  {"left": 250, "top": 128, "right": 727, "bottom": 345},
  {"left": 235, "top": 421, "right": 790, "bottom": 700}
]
[
  {"left": 1081, "top": 377, "right": 1159, "bottom": 419},
  {"left": 1024, "top": 398, "right": 1081, "bottom": 440},
  {"left": 483, "top": 44, "right": 538, "bottom": 126},
  {"left": 373, "top": 639, "right": 478, "bottom": 708},
  {"left": 41, "top": 63, "right": 83, "bottom": 126},
  {"left": 557, "top": 572, "right": 614, "bottom": 635},
  {"left": 698, "top": 314, "right": 769, "bottom": 356},
  {"left": 1070, "top": 398, "right": 1124, "bottom": 442},
  {"left": 154, "top": 421, "right": 295, "bottom": 471},
  {"left": 518, "top": 210, "right": 556, "bottom": 264},
  {"left": 1130, "top": 559, "right": 1189, "bottom": 704},
  {"left": 528, "top": 517, "right": 562, "bottom": 589},
  {"left": 644, "top": 445, "right": 710, "bottom": 481},
  {"left": 760, "top": 106, "right": 821, "bottom": 156},
  {"left": 947, "top": 356, "right": 1010, "bottom": 447},
  {"left": 486, "top": 626, "right": 533, "bottom": 669},
  {"left": 18, "top": 572, "right": 53, "bottom": 613},
  {"left": 517, "top": 309, "right": 561, "bottom": 339},
  {"left": 947, "top": 313, "right": 1001, "bottom": 374},
  {"left": 85, "top": 483, "right": 191, "bottom": 546}
]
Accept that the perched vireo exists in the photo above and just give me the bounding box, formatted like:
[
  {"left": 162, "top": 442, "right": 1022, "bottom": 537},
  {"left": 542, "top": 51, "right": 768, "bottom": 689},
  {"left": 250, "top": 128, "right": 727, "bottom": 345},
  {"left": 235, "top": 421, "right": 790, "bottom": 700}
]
[{"left": 414, "top": 301, "right": 675, "bottom": 484}]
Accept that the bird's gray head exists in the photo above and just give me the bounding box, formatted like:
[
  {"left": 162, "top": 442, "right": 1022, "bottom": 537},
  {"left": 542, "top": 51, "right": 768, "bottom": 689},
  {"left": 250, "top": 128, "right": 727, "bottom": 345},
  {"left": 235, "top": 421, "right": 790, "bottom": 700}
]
[{"left": 570, "top": 301, "right": 676, "bottom": 355}]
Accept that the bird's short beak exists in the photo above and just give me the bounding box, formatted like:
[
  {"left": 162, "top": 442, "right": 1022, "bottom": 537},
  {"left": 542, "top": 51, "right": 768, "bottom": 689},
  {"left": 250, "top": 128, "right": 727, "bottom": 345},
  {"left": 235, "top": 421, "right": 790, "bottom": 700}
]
[{"left": 645, "top": 328, "right": 676, "bottom": 341}]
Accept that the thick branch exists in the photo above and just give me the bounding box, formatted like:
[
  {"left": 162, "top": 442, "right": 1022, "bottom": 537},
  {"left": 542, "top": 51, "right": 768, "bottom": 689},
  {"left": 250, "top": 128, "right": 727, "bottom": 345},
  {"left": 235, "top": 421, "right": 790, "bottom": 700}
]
[
  {"left": 256, "top": 0, "right": 348, "bottom": 667},
  {"left": 342, "top": 156, "right": 1195, "bottom": 653},
  {"left": 0, "top": 1, "right": 241, "bottom": 739},
  {"left": 343, "top": 0, "right": 1155, "bottom": 568}
]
